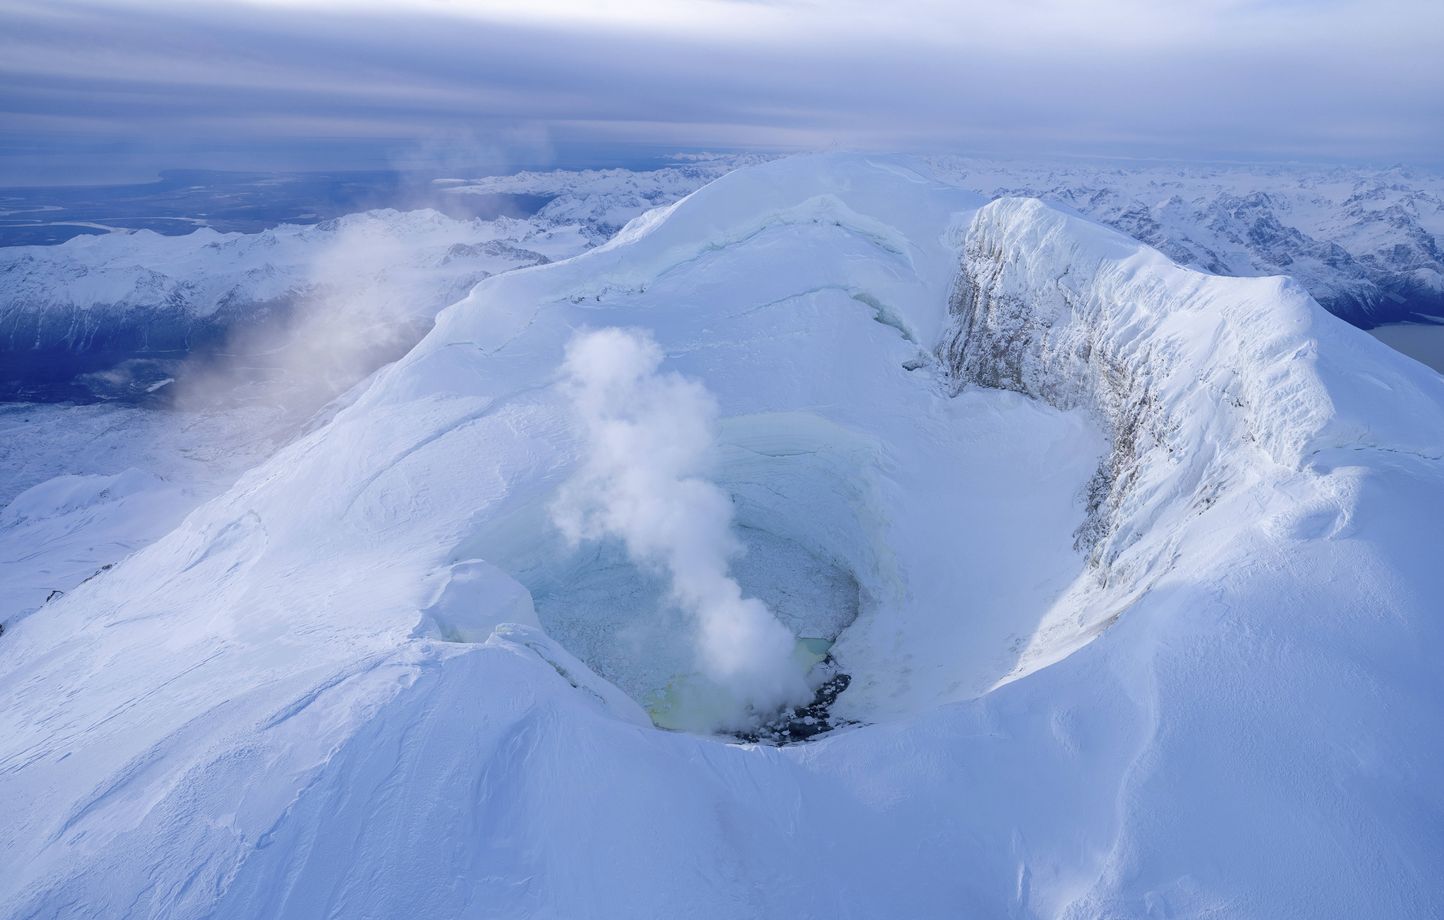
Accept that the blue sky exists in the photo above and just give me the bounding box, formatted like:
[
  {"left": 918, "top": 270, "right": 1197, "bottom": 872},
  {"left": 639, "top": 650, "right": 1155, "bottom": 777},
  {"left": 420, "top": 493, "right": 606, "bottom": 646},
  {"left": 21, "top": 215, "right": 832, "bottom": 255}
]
[{"left": 2, "top": 0, "right": 1441, "bottom": 183}]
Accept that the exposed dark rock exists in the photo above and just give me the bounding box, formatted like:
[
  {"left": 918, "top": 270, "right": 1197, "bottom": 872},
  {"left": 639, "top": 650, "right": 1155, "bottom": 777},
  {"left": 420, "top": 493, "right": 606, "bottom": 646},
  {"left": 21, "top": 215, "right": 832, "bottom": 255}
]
[{"left": 733, "top": 657, "right": 854, "bottom": 745}]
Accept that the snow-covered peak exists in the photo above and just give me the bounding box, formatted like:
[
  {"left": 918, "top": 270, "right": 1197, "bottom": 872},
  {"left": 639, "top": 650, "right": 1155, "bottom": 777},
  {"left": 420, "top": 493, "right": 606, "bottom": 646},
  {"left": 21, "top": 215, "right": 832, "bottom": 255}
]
[
  {"left": 441, "top": 154, "right": 775, "bottom": 242},
  {"left": 923, "top": 155, "right": 1444, "bottom": 325},
  {"left": 2, "top": 154, "right": 1442, "bottom": 918},
  {"left": 951, "top": 195, "right": 1444, "bottom": 466},
  {"left": 944, "top": 194, "right": 1444, "bottom": 675}
]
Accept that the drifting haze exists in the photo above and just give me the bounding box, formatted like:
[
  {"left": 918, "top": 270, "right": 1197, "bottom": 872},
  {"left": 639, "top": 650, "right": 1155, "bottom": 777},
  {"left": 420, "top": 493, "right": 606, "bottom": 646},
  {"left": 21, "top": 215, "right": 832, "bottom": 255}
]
[
  {"left": 168, "top": 215, "right": 431, "bottom": 417},
  {"left": 2, "top": 0, "right": 1442, "bottom": 183}
]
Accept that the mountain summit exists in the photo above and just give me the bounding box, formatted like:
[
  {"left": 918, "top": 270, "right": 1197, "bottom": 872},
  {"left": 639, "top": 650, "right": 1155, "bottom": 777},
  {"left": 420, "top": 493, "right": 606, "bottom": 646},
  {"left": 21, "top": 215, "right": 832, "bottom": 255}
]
[{"left": 3, "top": 155, "right": 1442, "bottom": 919}]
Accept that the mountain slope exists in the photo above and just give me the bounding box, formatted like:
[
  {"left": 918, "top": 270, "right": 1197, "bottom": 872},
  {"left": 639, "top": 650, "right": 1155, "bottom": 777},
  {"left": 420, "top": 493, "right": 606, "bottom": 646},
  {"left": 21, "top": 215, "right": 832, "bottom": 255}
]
[{"left": 2, "top": 155, "right": 1442, "bottom": 919}]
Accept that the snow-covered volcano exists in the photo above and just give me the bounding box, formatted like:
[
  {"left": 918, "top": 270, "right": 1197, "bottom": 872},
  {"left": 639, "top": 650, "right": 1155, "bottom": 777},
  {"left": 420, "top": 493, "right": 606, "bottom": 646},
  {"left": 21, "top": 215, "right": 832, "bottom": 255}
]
[{"left": 2, "top": 155, "right": 1442, "bottom": 918}]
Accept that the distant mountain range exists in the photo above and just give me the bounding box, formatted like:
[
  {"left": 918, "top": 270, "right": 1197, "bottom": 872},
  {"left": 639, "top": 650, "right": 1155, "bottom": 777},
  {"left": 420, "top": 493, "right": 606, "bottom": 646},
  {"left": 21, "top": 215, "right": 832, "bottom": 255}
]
[
  {"left": 2, "top": 155, "right": 1440, "bottom": 403},
  {"left": 924, "top": 156, "right": 1444, "bottom": 326}
]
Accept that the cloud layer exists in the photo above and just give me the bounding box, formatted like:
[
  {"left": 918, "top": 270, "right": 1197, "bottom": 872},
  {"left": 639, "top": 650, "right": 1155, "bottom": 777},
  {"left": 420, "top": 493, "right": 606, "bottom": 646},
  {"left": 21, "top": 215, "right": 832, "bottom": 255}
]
[{"left": 2, "top": 0, "right": 1442, "bottom": 182}]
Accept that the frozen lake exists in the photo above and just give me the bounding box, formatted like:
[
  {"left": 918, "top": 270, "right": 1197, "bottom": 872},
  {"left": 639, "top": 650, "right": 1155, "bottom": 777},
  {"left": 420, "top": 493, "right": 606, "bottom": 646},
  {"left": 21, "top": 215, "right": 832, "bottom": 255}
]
[{"left": 1370, "top": 322, "right": 1444, "bottom": 374}]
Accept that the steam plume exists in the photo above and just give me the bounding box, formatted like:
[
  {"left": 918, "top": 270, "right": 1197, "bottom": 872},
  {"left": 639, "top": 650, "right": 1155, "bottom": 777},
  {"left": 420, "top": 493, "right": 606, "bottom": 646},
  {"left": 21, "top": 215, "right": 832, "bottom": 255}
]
[
  {"left": 552, "top": 327, "right": 809, "bottom": 729},
  {"left": 172, "top": 215, "right": 434, "bottom": 419}
]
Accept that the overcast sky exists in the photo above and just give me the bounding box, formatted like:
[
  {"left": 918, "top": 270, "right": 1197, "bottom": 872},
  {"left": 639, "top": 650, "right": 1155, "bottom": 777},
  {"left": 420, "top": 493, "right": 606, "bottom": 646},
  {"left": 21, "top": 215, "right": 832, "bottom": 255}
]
[{"left": 2, "top": 0, "right": 1442, "bottom": 184}]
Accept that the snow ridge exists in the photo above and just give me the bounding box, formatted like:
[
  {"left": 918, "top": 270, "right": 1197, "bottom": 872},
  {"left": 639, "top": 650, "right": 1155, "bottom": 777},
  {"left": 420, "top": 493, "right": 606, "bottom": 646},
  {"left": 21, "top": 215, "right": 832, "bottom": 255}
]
[
  {"left": 924, "top": 156, "right": 1444, "bottom": 326},
  {"left": 3, "top": 155, "right": 1443, "bottom": 919},
  {"left": 943, "top": 196, "right": 1444, "bottom": 664}
]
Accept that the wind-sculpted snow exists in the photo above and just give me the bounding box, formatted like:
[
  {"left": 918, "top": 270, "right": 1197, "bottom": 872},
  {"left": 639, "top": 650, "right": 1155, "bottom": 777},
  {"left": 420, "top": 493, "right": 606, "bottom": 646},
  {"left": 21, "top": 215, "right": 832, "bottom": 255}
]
[
  {"left": 2, "top": 155, "right": 1443, "bottom": 919},
  {"left": 942, "top": 194, "right": 1444, "bottom": 673},
  {"left": 944, "top": 197, "right": 1444, "bottom": 537}
]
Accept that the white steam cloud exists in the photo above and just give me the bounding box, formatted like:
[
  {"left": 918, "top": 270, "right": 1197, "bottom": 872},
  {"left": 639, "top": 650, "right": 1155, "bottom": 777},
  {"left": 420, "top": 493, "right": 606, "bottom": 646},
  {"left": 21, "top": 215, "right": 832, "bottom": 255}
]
[
  {"left": 552, "top": 327, "right": 810, "bottom": 729},
  {"left": 172, "top": 216, "right": 437, "bottom": 420}
]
